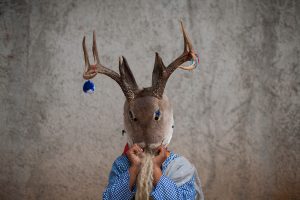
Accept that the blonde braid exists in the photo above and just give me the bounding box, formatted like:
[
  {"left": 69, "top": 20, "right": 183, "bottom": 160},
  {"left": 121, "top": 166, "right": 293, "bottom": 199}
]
[{"left": 136, "top": 151, "right": 154, "bottom": 200}]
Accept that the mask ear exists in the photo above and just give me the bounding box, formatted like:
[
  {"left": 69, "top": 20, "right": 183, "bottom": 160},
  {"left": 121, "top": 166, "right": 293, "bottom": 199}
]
[
  {"left": 119, "top": 56, "right": 138, "bottom": 91},
  {"left": 152, "top": 52, "right": 166, "bottom": 94}
]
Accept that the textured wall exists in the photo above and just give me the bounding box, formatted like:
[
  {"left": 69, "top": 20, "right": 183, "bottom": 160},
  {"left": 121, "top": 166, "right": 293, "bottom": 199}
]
[{"left": 0, "top": 0, "right": 299, "bottom": 199}]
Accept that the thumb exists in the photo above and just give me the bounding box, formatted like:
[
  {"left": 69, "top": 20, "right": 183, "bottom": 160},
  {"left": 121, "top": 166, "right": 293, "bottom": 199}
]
[{"left": 157, "top": 146, "right": 167, "bottom": 158}]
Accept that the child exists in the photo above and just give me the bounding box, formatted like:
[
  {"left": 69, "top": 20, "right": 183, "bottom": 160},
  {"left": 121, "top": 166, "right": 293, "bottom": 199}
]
[{"left": 81, "top": 21, "right": 204, "bottom": 200}]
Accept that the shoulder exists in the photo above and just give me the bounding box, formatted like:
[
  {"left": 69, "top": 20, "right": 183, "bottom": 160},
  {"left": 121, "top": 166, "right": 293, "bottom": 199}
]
[
  {"left": 168, "top": 153, "right": 195, "bottom": 171},
  {"left": 163, "top": 152, "right": 193, "bottom": 169},
  {"left": 163, "top": 152, "right": 196, "bottom": 187}
]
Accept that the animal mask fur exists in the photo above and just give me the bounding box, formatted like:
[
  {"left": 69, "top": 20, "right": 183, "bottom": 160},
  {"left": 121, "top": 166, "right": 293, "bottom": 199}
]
[{"left": 82, "top": 21, "right": 197, "bottom": 150}]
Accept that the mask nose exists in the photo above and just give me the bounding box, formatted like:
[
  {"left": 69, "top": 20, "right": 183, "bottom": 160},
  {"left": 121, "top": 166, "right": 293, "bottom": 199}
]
[{"left": 144, "top": 132, "right": 163, "bottom": 144}]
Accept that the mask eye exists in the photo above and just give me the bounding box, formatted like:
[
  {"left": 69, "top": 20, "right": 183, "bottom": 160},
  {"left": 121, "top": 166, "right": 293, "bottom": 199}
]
[
  {"left": 154, "top": 109, "right": 161, "bottom": 121},
  {"left": 129, "top": 111, "right": 137, "bottom": 121}
]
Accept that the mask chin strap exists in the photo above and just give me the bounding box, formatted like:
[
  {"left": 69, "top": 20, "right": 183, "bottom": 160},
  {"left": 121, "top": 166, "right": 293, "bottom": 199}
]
[{"left": 162, "top": 129, "right": 173, "bottom": 147}]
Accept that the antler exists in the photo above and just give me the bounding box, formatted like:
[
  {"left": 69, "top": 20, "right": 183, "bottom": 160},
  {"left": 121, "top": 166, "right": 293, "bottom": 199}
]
[
  {"left": 151, "top": 21, "right": 197, "bottom": 98},
  {"left": 82, "top": 31, "right": 139, "bottom": 100}
]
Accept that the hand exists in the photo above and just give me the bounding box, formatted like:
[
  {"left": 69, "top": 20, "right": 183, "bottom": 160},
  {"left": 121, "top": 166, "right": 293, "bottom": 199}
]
[
  {"left": 152, "top": 145, "right": 168, "bottom": 186},
  {"left": 126, "top": 144, "right": 144, "bottom": 168},
  {"left": 126, "top": 144, "right": 144, "bottom": 190},
  {"left": 152, "top": 145, "right": 168, "bottom": 169}
]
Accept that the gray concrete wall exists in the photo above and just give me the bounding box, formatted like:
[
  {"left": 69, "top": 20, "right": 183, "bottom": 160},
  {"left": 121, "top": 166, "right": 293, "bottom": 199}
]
[{"left": 0, "top": 0, "right": 299, "bottom": 199}]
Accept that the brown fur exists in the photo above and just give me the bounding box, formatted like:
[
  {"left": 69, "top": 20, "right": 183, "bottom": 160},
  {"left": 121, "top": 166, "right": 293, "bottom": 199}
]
[{"left": 124, "top": 94, "right": 174, "bottom": 149}]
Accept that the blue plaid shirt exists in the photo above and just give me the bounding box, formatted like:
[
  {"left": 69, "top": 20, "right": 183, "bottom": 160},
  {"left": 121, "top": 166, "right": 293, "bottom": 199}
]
[{"left": 103, "top": 152, "right": 197, "bottom": 200}]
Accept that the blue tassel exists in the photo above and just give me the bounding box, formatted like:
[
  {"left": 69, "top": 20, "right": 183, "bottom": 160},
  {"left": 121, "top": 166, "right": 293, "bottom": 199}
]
[{"left": 83, "top": 80, "right": 95, "bottom": 94}]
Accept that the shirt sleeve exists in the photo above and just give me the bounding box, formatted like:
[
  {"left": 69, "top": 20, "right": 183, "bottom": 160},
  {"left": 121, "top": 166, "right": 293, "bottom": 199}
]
[
  {"left": 103, "top": 156, "right": 135, "bottom": 200},
  {"left": 150, "top": 175, "right": 196, "bottom": 200}
]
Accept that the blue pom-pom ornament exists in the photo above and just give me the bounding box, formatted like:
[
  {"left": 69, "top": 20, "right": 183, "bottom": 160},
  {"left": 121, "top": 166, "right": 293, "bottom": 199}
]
[{"left": 83, "top": 80, "right": 95, "bottom": 94}]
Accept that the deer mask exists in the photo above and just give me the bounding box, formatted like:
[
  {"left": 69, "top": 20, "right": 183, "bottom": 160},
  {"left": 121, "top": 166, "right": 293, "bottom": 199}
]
[{"left": 82, "top": 22, "right": 197, "bottom": 150}]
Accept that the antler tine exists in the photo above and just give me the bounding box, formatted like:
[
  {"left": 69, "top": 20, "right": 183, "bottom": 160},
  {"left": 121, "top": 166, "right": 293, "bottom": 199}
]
[
  {"left": 92, "top": 31, "right": 100, "bottom": 64},
  {"left": 151, "top": 21, "right": 197, "bottom": 98},
  {"left": 181, "top": 20, "right": 193, "bottom": 53},
  {"left": 82, "top": 36, "right": 94, "bottom": 79},
  {"left": 83, "top": 36, "right": 98, "bottom": 79}
]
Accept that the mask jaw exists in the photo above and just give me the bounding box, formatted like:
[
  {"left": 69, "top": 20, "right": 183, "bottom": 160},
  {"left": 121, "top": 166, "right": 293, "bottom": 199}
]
[
  {"left": 126, "top": 133, "right": 134, "bottom": 147},
  {"left": 125, "top": 127, "right": 174, "bottom": 150},
  {"left": 161, "top": 115, "right": 174, "bottom": 147}
]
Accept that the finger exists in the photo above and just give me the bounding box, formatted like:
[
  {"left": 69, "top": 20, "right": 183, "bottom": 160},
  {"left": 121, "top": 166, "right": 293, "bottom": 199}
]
[
  {"left": 131, "top": 144, "right": 143, "bottom": 153},
  {"left": 126, "top": 145, "right": 137, "bottom": 155},
  {"left": 154, "top": 145, "right": 162, "bottom": 153},
  {"left": 156, "top": 145, "right": 165, "bottom": 153},
  {"left": 129, "top": 148, "right": 139, "bottom": 155},
  {"left": 157, "top": 146, "right": 167, "bottom": 158},
  {"left": 137, "top": 151, "right": 145, "bottom": 158}
]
